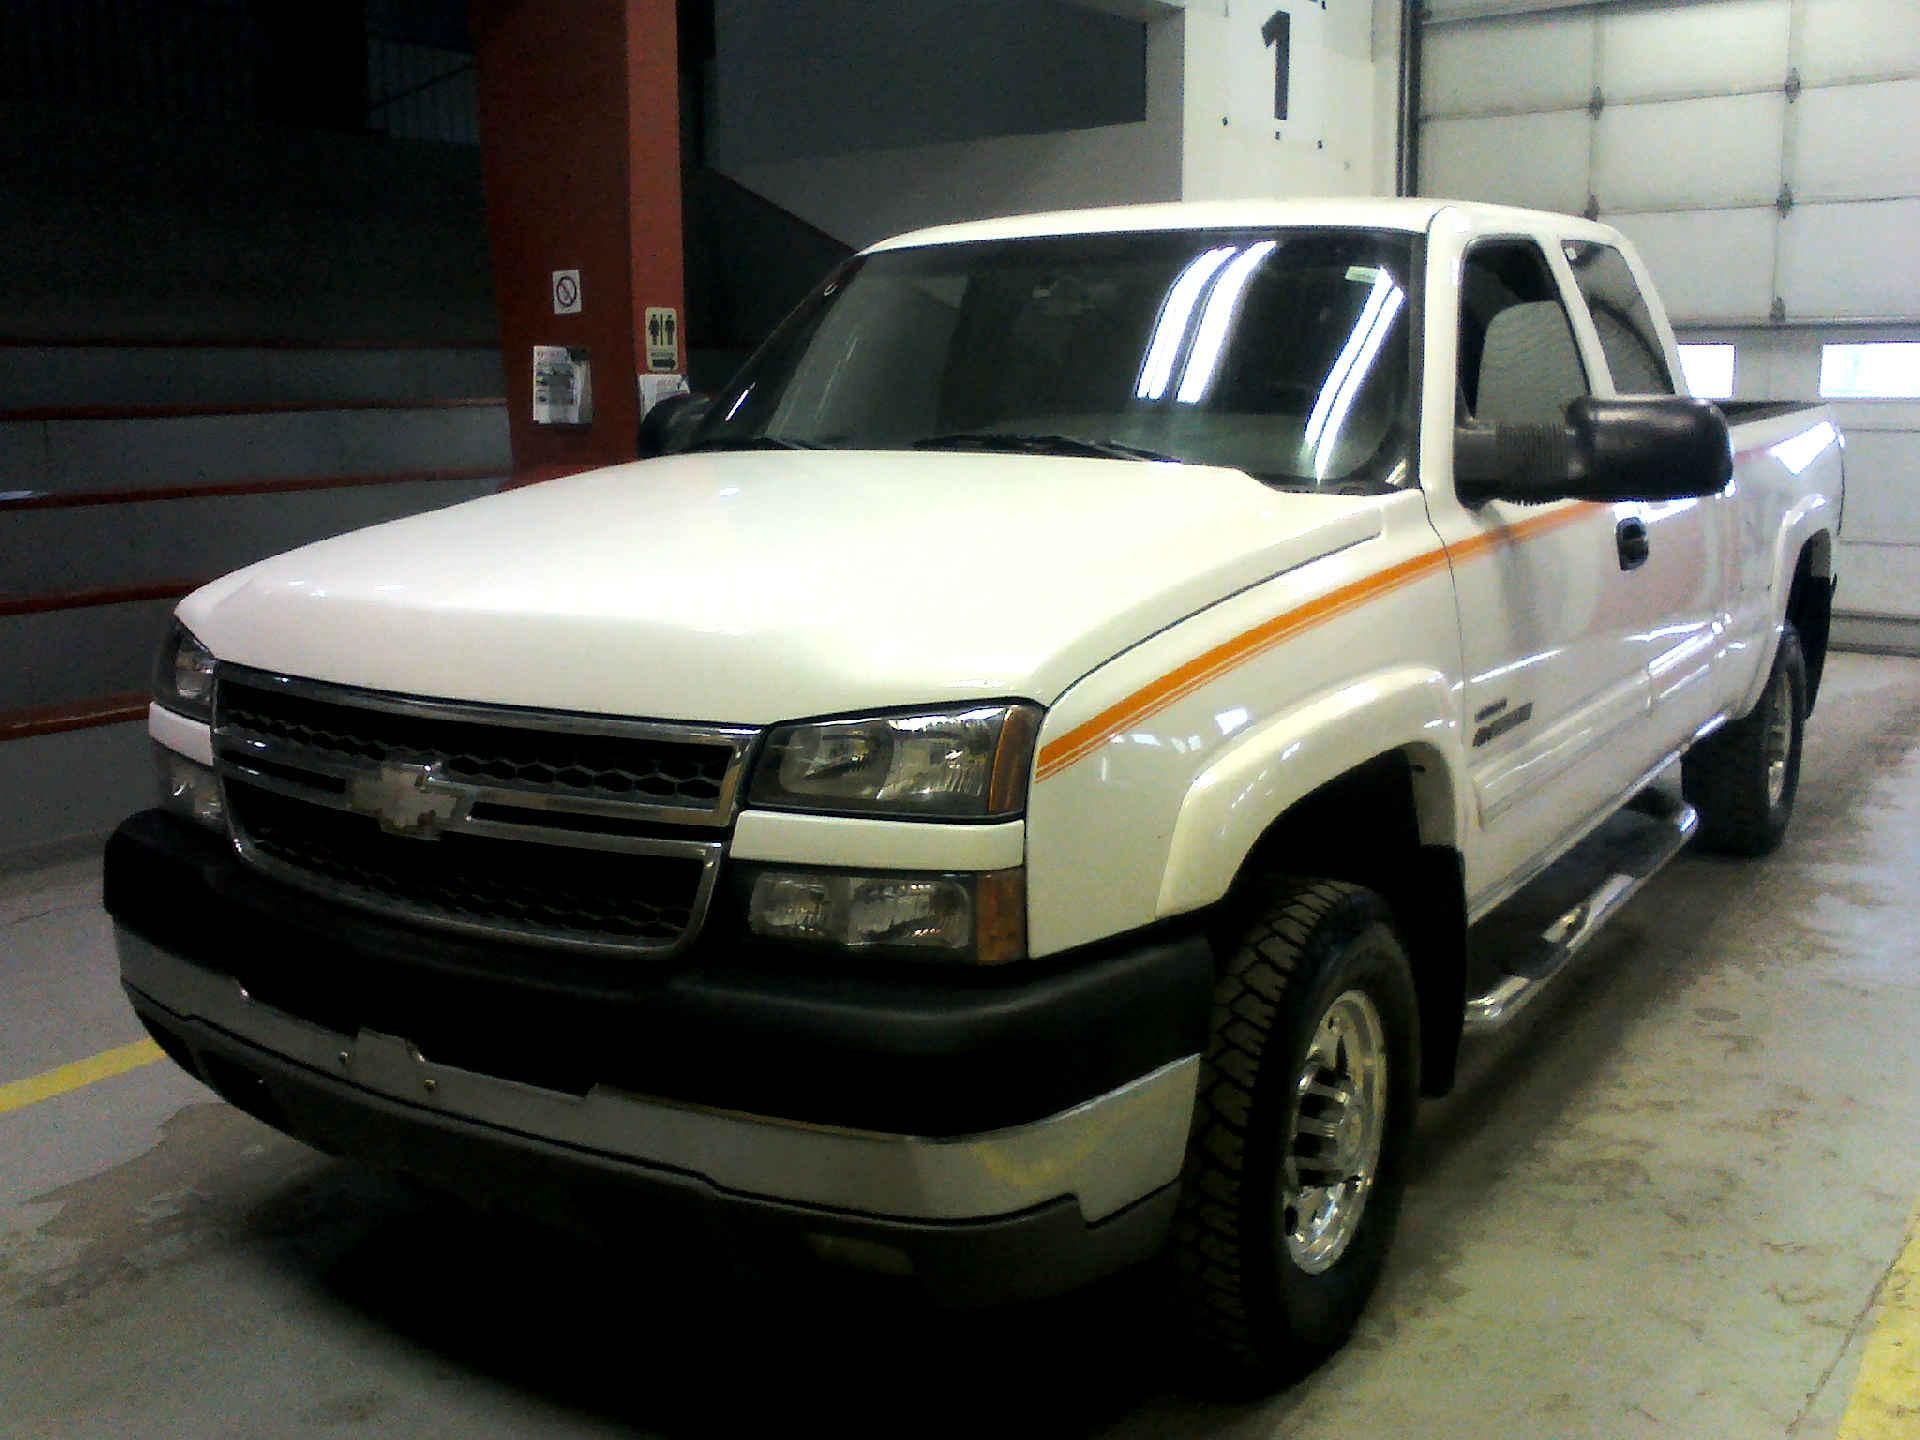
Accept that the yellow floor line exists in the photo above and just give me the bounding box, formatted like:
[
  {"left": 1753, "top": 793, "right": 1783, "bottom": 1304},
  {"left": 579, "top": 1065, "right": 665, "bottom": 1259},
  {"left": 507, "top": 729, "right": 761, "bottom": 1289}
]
[
  {"left": 1838, "top": 1205, "right": 1920, "bottom": 1439},
  {"left": 0, "top": 1038, "right": 165, "bottom": 1116}
]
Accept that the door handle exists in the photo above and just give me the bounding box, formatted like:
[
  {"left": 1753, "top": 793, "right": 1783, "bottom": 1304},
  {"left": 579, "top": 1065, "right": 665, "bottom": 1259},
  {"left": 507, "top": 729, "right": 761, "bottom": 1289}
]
[{"left": 1617, "top": 518, "right": 1650, "bottom": 571}]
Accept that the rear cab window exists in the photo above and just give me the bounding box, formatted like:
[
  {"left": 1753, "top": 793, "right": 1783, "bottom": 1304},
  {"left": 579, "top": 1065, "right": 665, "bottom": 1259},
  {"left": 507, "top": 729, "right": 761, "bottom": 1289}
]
[{"left": 1561, "top": 240, "right": 1676, "bottom": 396}]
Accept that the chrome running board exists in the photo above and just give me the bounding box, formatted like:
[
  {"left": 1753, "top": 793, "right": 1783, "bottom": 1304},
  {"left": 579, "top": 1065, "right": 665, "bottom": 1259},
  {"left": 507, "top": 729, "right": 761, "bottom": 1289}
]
[{"left": 1463, "top": 786, "right": 1698, "bottom": 1036}]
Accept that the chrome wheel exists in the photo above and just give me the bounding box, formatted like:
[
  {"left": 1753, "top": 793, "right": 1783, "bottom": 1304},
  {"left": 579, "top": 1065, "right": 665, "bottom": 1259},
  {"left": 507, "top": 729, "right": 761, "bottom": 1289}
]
[
  {"left": 1280, "top": 989, "right": 1388, "bottom": 1275},
  {"left": 1764, "top": 666, "right": 1794, "bottom": 809}
]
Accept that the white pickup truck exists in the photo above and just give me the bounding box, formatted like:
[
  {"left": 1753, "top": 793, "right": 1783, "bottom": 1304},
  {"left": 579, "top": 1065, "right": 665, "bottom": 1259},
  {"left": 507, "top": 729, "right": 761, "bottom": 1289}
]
[{"left": 108, "top": 198, "right": 1843, "bottom": 1383}]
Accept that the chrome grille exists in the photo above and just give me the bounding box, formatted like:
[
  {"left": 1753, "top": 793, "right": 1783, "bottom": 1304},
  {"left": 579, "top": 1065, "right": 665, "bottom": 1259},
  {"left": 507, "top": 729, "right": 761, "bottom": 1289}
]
[
  {"left": 218, "top": 674, "right": 736, "bottom": 813},
  {"left": 229, "top": 785, "right": 705, "bottom": 946},
  {"left": 211, "top": 667, "right": 756, "bottom": 956}
]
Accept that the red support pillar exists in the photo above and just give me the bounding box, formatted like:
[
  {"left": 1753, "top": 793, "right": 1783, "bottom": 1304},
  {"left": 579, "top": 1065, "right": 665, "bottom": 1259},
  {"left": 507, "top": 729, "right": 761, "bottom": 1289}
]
[{"left": 470, "top": 0, "right": 685, "bottom": 487}]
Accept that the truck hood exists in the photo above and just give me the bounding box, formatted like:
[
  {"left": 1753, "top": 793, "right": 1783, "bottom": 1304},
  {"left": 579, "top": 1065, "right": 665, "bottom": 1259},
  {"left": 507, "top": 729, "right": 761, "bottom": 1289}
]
[{"left": 180, "top": 451, "right": 1384, "bottom": 724}]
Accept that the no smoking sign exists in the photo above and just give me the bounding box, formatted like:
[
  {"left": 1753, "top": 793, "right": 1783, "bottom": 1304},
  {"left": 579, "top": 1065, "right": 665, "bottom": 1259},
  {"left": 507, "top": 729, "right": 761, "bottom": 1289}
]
[{"left": 552, "top": 269, "right": 582, "bottom": 315}]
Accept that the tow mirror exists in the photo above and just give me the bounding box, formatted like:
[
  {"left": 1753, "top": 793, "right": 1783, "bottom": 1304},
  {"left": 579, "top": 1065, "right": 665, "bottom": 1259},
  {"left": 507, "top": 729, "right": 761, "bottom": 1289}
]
[
  {"left": 638, "top": 391, "right": 712, "bottom": 459},
  {"left": 1455, "top": 396, "right": 1732, "bottom": 506}
]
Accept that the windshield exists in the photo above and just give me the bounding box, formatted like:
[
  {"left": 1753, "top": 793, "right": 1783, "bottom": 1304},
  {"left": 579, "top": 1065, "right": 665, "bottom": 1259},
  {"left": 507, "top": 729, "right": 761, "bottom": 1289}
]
[{"left": 692, "top": 228, "right": 1416, "bottom": 492}]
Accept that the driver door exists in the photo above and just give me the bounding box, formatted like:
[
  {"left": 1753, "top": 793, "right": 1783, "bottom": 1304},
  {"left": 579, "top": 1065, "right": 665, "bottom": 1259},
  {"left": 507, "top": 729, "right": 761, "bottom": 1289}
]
[{"left": 1429, "top": 236, "right": 1653, "bottom": 908}]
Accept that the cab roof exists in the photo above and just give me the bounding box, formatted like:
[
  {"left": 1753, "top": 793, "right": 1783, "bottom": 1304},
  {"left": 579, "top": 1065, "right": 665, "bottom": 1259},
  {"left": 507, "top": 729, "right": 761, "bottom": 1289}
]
[{"left": 864, "top": 197, "right": 1622, "bottom": 253}]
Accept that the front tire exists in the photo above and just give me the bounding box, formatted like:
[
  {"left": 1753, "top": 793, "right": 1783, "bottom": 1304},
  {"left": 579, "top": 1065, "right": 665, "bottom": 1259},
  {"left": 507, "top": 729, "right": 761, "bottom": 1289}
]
[
  {"left": 1172, "top": 878, "right": 1419, "bottom": 1388},
  {"left": 1683, "top": 625, "right": 1806, "bottom": 856}
]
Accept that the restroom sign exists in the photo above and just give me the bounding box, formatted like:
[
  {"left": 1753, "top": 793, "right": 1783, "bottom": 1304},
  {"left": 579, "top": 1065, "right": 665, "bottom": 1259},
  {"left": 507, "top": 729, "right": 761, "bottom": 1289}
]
[
  {"left": 552, "top": 269, "right": 582, "bottom": 315},
  {"left": 645, "top": 306, "right": 679, "bottom": 372}
]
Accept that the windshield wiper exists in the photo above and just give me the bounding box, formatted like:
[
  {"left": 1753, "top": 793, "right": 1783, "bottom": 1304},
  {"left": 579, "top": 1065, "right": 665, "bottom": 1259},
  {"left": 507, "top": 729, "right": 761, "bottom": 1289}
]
[
  {"left": 909, "top": 431, "right": 1183, "bottom": 464},
  {"left": 686, "top": 434, "right": 816, "bottom": 452}
]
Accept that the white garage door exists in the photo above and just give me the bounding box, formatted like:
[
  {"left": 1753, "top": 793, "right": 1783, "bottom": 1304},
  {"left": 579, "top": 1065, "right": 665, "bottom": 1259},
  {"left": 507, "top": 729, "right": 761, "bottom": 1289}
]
[{"left": 1418, "top": 0, "right": 1920, "bottom": 638}]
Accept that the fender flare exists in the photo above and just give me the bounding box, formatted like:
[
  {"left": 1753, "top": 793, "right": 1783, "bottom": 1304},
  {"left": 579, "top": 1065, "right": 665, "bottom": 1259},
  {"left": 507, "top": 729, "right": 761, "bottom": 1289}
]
[
  {"left": 1738, "top": 500, "right": 1836, "bottom": 719},
  {"left": 1155, "top": 665, "right": 1467, "bottom": 919}
]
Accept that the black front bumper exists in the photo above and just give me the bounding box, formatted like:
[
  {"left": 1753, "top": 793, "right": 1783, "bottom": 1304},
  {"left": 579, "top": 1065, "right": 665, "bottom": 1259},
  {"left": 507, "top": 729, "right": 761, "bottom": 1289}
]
[
  {"left": 108, "top": 809, "right": 1210, "bottom": 1301},
  {"left": 123, "top": 976, "right": 1180, "bottom": 1305},
  {"left": 105, "top": 809, "right": 1212, "bottom": 1138}
]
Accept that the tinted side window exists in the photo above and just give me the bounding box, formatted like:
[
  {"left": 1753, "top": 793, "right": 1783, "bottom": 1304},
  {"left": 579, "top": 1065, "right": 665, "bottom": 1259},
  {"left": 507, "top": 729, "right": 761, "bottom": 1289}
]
[
  {"left": 1457, "top": 240, "right": 1590, "bottom": 425},
  {"left": 1563, "top": 240, "right": 1675, "bottom": 395}
]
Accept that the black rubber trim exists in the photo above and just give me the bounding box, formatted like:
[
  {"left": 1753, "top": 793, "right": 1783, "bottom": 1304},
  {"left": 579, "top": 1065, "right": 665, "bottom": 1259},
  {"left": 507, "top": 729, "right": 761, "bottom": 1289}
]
[
  {"left": 126, "top": 988, "right": 1178, "bottom": 1305},
  {"left": 105, "top": 810, "right": 1213, "bottom": 1136},
  {"left": 1716, "top": 399, "right": 1816, "bottom": 425}
]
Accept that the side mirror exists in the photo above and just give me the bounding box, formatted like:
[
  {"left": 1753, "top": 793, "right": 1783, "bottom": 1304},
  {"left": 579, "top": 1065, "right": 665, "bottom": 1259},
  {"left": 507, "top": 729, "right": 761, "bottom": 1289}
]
[
  {"left": 1455, "top": 396, "right": 1732, "bottom": 506},
  {"left": 637, "top": 391, "right": 712, "bottom": 459}
]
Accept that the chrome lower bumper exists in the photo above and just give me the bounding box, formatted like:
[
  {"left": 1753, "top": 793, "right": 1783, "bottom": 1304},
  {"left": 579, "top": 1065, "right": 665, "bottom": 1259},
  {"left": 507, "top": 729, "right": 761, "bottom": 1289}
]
[{"left": 117, "top": 929, "right": 1198, "bottom": 1226}]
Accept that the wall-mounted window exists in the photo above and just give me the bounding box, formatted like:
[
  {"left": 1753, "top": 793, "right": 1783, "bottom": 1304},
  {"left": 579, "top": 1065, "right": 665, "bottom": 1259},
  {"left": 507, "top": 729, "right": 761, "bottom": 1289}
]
[
  {"left": 1820, "top": 342, "right": 1920, "bottom": 399},
  {"left": 1678, "top": 343, "right": 1736, "bottom": 400}
]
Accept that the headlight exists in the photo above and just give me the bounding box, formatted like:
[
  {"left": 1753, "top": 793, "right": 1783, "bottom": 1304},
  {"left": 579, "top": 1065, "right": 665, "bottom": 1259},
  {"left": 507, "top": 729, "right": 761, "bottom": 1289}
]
[
  {"left": 746, "top": 867, "right": 1026, "bottom": 964},
  {"left": 749, "top": 704, "right": 1041, "bottom": 818},
  {"left": 153, "top": 621, "right": 216, "bottom": 722},
  {"left": 154, "top": 745, "right": 225, "bottom": 831}
]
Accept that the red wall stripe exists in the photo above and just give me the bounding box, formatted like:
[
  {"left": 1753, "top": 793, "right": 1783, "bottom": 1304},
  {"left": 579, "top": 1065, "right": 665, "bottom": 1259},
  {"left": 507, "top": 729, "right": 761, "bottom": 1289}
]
[
  {"left": 0, "top": 580, "right": 202, "bottom": 618},
  {"left": 0, "top": 465, "right": 503, "bottom": 512},
  {"left": 0, "top": 335, "right": 498, "bottom": 351},
  {"left": 0, "top": 693, "right": 149, "bottom": 743},
  {"left": 498, "top": 460, "right": 606, "bottom": 491},
  {"left": 2, "top": 397, "right": 505, "bottom": 424}
]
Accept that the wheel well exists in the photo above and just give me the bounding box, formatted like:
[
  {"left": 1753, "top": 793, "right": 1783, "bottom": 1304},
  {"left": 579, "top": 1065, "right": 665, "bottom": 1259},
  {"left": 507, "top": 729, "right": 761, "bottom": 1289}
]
[
  {"left": 1786, "top": 533, "right": 1835, "bottom": 715},
  {"left": 1218, "top": 749, "right": 1467, "bottom": 1098}
]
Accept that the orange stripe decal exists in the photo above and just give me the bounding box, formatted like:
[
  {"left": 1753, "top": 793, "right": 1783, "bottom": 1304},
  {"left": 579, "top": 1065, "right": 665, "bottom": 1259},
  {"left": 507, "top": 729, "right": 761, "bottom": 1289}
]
[{"left": 1033, "top": 504, "right": 1603, "bottom": 783}]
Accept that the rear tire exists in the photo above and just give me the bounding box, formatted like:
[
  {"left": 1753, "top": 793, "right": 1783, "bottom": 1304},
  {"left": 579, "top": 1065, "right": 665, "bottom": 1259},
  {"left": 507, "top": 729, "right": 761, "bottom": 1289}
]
[
  {"left": 1171, "top": 878, "right": 1419, "bottom": 1390},
  {"left": 1683, "top": 625, "right": 1806, "bottom": 856}
]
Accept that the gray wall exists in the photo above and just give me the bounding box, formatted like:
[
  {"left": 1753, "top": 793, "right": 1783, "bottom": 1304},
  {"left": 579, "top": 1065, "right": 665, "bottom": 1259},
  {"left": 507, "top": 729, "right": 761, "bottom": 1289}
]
[
  {"left": 0, "top": 101, "right": 495, "bottom": 343},
  {"left": 1, "top": 97, "right": 506, "bottom": 862},
  {"left": 711, "top": 0, "right": 1148, "bottom": 168}
]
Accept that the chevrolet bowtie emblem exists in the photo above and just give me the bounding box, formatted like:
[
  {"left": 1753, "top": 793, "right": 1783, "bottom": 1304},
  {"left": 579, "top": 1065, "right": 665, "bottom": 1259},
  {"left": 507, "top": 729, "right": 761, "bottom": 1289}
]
[{"left": 346, "top": 762, "right": 469, "bottom": 839}]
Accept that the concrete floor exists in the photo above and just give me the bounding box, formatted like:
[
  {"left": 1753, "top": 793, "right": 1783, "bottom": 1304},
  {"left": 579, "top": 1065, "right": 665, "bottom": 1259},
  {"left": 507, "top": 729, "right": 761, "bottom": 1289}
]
[{"left": 5, "top": 651, "right": 1920, "bottom": 1438}]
